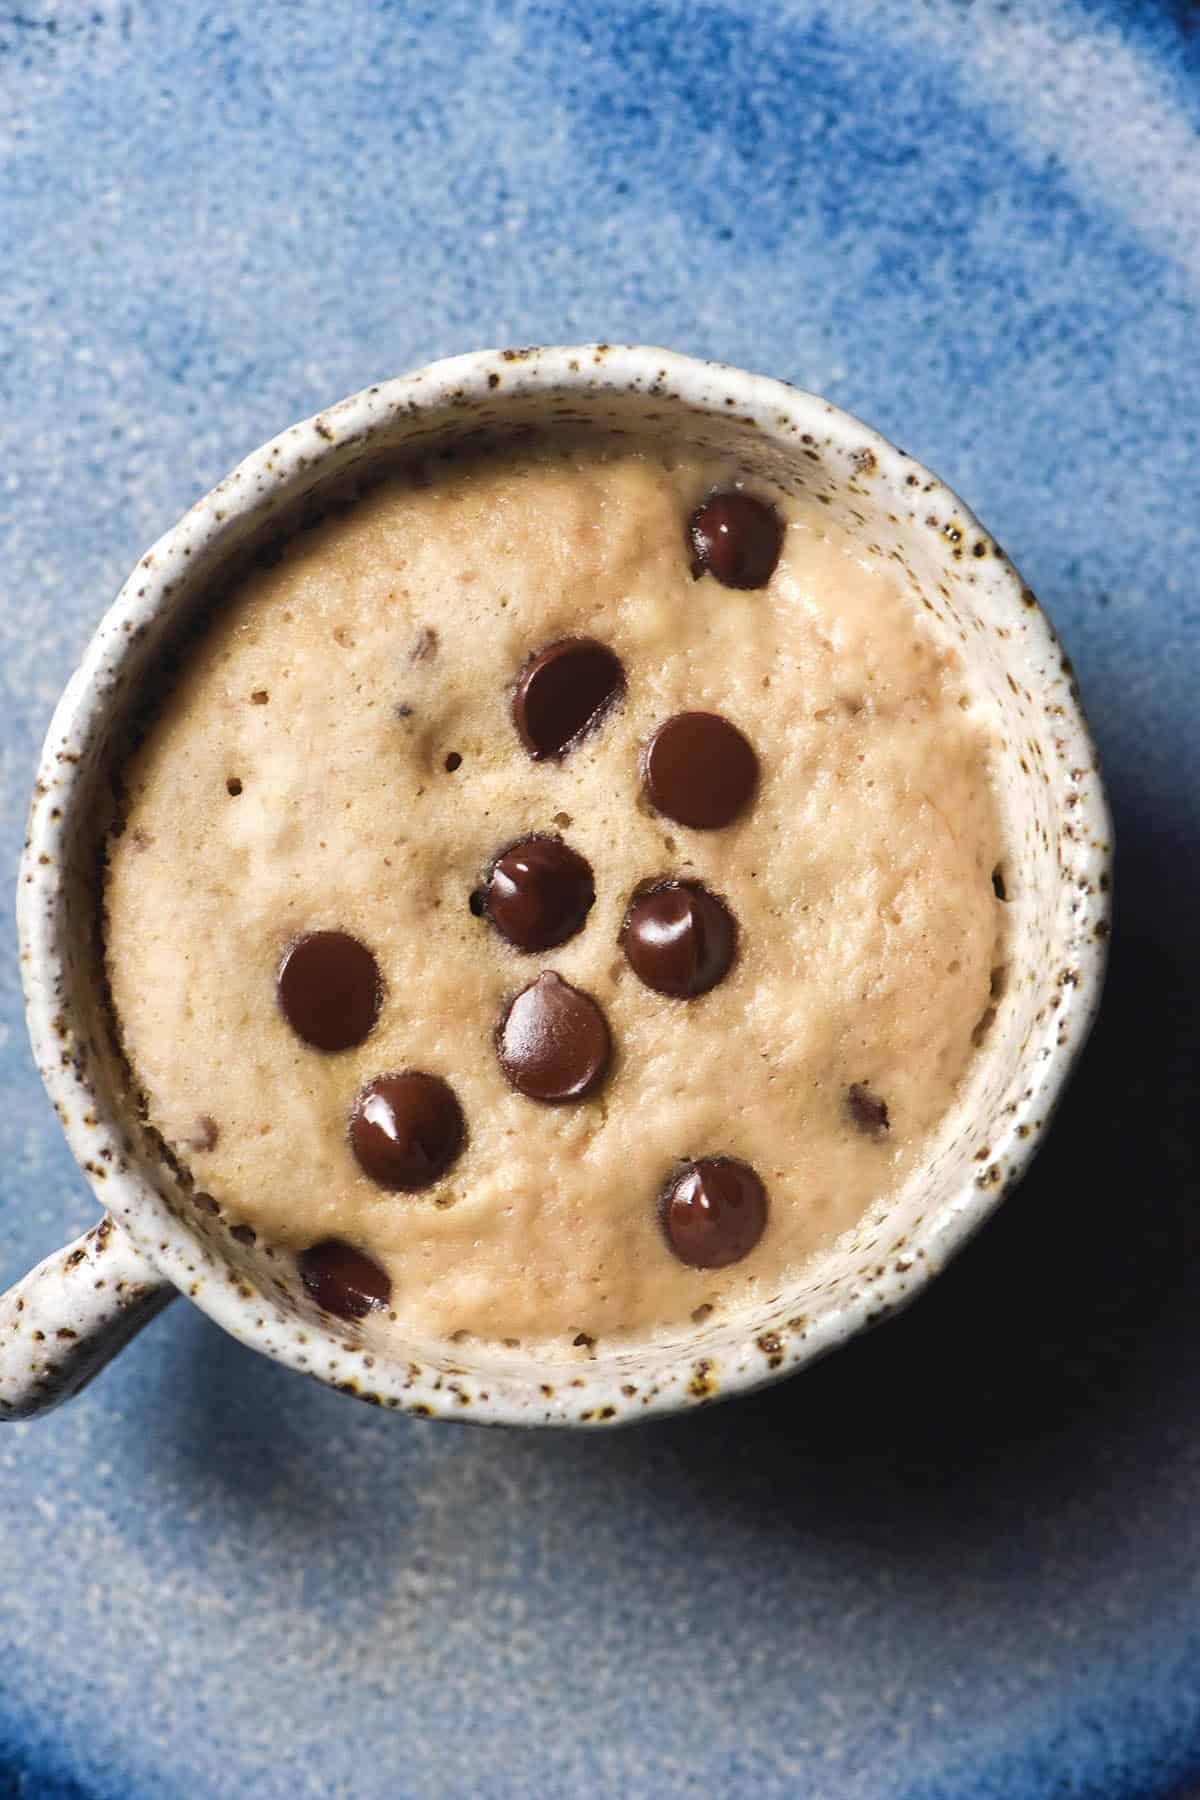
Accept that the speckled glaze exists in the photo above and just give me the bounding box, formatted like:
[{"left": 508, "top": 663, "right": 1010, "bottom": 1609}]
[
  {"left": 5, "top": 345, "right": 1111, "bottom": 1426},
  {"left": 0, "top": 1216, "right": 172, "bottom": 1418}
]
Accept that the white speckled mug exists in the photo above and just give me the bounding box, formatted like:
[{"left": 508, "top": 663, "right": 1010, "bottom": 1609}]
[{"left": 1, "top": 346, "right": 1111, "bottom": 1425}]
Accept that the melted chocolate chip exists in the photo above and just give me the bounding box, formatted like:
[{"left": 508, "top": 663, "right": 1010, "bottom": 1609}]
[
  {"left": 512, "top": 638, "right": 625, "bottom": 759},
  {"left": 496, "top": 971, "right": 611, "bottom": 1103},
  {"left": 484, "top": 836, "right": 595, "bottom": 952},
  {"left": 642, "top": 712, "right": 758, "bottom": 829},
  {"left": 277, "top": 930, "right": 382, "bottom": 1052},
  {"left": 661, "top": 1158, "right": 768, "bottom": 1268},
  {"left": 620, "top": 880, "right": 736, "bottom": 997},
  {"left": 349, "top": 1071, "right": 465, "bottom": 1190},
  {"left": 298, "top": 1238, "right": 392, "bottom": 1320},
  {"left": 688, "top": 492, "right": 783, "bottom": 588},
  {"left": 186, "top": 1115, "right": 220, "bottom": 1154},
  {"left": 847, "top": 1083, "right": 890, "bottom": 1136}
]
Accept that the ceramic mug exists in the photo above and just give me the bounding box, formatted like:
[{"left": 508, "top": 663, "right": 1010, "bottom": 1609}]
[{"left": 0, "top": 345, "right": 1111, "bottom": 1425}]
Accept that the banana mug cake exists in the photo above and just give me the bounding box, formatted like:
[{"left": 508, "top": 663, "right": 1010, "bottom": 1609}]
[{"left": 104, "top": 432, "right": 1007, "bottom": 1352}]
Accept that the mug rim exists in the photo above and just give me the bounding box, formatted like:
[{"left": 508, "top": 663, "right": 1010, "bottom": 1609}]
[{"left": 17, "top": 344, "right": 1112, "bottom": 1426}]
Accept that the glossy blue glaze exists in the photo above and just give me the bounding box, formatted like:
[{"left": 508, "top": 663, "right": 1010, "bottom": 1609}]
[{"left": 2, "top": 2, "right": 1198, "bottom": 1794}]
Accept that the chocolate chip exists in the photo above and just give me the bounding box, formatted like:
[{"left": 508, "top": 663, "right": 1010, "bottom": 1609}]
[
  {"left": 688, "top": 492, "right": 783, "bottom": 588},
  {"left": 661, "top": 1158, "right": 768, "bottom": 1268},
  {"left": 620, "top": 880, "right": 736, "bottom": 997},
  {"left": 277, "top": 931, "right": 382, "bottom": 1053},
  {"left": 642, "top": 712, "right": 758, "bottom": 829},
  {"left": 349, "top": 1071, "right": 465, "bottom": 1190},
  {"left": 226, "top": 777, "right": 243, "bottom": 796},
  {"left": 512, "top": 638, "right": 625, "bottom": 759},
  {"left": 186, "top": 1115, "right": 220, "bottom": 1153},
  {"left": 444, "top": 751, "right": 463, "bottom": 772},
  {"left": 299, "top": 1238, "right": 392, "bottom": 1320},
  {"left": 484, "top": 836, "right": 595, "bottom": 952},
  {"left": 496, "top": 971, "right": 611, "bottom": 1103},
  {"left": 847, "top": 1083, "right": 890, "bottom": 1136},
  {"left": 411, "top": 626, "right": 439, "bottom": 663}
]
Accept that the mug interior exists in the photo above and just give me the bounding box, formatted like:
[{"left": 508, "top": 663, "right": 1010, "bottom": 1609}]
[{"left": 20, "top": 349, "right": 1110, "bottom": 1422}]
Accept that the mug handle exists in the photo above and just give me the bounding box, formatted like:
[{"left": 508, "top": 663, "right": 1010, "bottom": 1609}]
[{"left": 0, "top": 1215, "right": 175, "bottom": 1420}]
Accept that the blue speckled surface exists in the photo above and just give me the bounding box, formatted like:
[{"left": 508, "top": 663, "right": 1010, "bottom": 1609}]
[{"left": 2, "top": 2, "right": 1199, "bottom": 1795}]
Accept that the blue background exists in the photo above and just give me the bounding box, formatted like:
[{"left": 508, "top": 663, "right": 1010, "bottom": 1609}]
[{"left": 2, "top": 2, "right": 1199, "bottom": 1795}]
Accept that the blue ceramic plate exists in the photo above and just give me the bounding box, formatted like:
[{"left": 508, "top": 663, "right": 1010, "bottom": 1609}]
[{"left": 2, "top": 3, "right": 1198, "bottom": 1795}]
